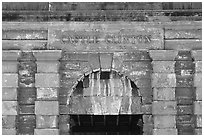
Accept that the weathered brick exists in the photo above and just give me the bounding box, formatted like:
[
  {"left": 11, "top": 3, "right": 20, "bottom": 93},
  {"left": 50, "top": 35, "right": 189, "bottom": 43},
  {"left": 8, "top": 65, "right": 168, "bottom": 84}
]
[
  {"left": 154, "top": 115, "right": 176, "bottom": 128},
  {"left": 176, "top": 98, "right": 194, "bottom": 105},
  {"left": 141, "top": 104, "right": 152, "bottom": 114},
  {"left": 196, "top": 87, "right": 202, "bottom": 101},
  {"left": 2, "top": 50, "right": 20, "bottom": 60},
  {"left": 152, "top": 101, "right": 177, "bottom": 115},
  {"left": 2, "top": 61, "right": 18, "bottom": 73},
  {"left": 149, "top": 50, "right": 178, "bottom": 61},
  {"left": 176, "top": 75, "right": 194, "bottom": 87},
  {"left": 194, "top": 101, "right": 202, "bottom": 115},
  {"left": 152, "top": 73, "right": 176, "bottom": 87},
  {"left": 175, "top": 50, "right": 193, "bottom": 61},
  {"left": 37, "top": 88, "right": 58, "bottom": 100},
  {"left": 18, "top": 88, "right": 36, "bottom": 104},
  {"left": 195, "top": 128, "right": 202, "bottom": 135},
  {"left": 177, "top": 105, "right": 193, "bottom": 114},
  {"left": 17, "top": 115, "right": 36, "bottom": 135},
  {"left": 34, "top": 129, "right": 59, "bottom": 135},
  {"left": 194, "top": 73, "right": 202, "bottom": 87},
  {"left": 123, "top": 51, "right": 151, "bottom": 61},
  {"left": 35, "top": 101, "right": 59, "bottom": 115},
  {"left": 35, "top": 73, "right": 59, "bottom": 87},
  {"left": 195, "top": 61, "right": 202, "bottom": 73},
  {"left": 88, "top": 53, "right": 100, "bottom": 71},
  {"left": 19, "top": 105, "right": 35, "bottom": 114},
  {"left": 176, "top": 115, "right": 195, "bottom": 124},
  {"left": 165, "top": 39, "right": 201, "bottom": 50},
  {"left": 33, "top": 50, "right": 62, "bottom": 60},
  {"left": 175, "top": 87, "right": 194, "bottom": 98},
  {"left": 152, "top": 61, "right": 175, "bottom": 73},
  {"left": 165, "top": 29, "right": 201, "bottom": 39},
  {"left": 2, "top": 129, "right": 17, "bottom": 135},
  {"left": 36, "top": 115, "right": 58, "bottom": 128},
  {"left": 2, "top": 74, "right": 18, "bottom": 87},
  {"left": 153, "top": 129, "right": 177, "bottom": 135},
  {"left": 153, "top": 88, "right": 175, "bottom": 101},
  {"left": 191, "top": 50, "right": 202, "bottom": 61},
  {"left": 2, "top": 101, "right": 17, "bottom": 115},
  {"left": 177, "top": 123, "right": 194, "bottom": 135},
  {"left": 2, "top": 88, "right": 17, "bottom": 101},
  {"left": 196, "top": 115, "right": 202, "bottom": 128},
  {"left": 37, "top": 61, "right": 59, "bottom": 73},
  {"left": 100, "top": 53, "right": 113, "bottom": 71},
  {"left": 2, "top": 115, "right": 16, "bottom": 128},
  {"left": 175, "top": 61, "right": 194, "bottom": 70}
]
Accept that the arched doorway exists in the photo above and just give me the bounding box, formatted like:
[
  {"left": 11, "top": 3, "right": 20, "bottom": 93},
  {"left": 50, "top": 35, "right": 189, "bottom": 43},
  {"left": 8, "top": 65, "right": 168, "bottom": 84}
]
[{"left": 66, "top": 70, "right": 143, "bottom": 135}]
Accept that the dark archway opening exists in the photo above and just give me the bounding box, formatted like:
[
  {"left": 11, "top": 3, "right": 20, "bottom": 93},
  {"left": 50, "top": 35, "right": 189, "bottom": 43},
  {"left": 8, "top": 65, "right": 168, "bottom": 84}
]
[{"left": 70, "top": 115, "right": 143, "bottom": 135}]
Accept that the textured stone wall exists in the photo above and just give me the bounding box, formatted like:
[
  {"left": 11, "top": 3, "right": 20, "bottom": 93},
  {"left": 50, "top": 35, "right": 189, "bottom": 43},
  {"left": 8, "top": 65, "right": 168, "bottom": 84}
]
[{"left": 2, "top": 2, "right": 202, "bottom": 135}]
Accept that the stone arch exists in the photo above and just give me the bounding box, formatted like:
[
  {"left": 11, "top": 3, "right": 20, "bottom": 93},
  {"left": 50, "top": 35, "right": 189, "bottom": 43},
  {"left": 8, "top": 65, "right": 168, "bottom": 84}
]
[{"left": 66, "top": 69, "right": 142, "bottom": 115}]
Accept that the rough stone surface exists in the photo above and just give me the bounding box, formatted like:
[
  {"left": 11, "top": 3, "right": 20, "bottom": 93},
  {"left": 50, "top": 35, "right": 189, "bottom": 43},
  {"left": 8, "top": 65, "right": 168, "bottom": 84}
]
[
  {"left": 33, "top": 50, "right": 62, "bottom": 60},
  {"left": 165, "top": 40, "right": 201, "bottom": 50},
  {"left": 2, "top": 61, "right": 18, "bottom": 73},
  {"left": 196, "top": 115, "right": 202, "bottom": 128},
  {"left": 2, "top": 101, "right": 18, "bottom": 115},
  {"left": 143, "top": 124, "right": 153, "bottom": 135},
  {"left": 100, "top": 53, "right": 113, "bottom": 71},
  {"left": 152, "top": 101, "right": 177, "bottom": 115},
  {"left": 2, "top": 88, "right": 17, "bottom": 101},
  {"left": 152, "top": 73, "right": 176, "bottom": 87},
  {"left": 19, "top": 105, "right": 35, "bottom": 114},
  {"left": 149, "top": 50, "right": 178, "bottom": 60},
  {"left": 153, "top": 88, "right": 175, "bottom": 100},
  {"left": 152, "top": 61, "right": 175, "bottom": 73},
  {"left": 2, "top": 129, "right": 17, "bottom": 135},
  {"left": 177, "top": 105, "right": 193, "bottom": 114},
  {"left": 2, "top": 74, "right": 18, "bottom": 87},
  {"left": 2, "top": 50, "right": 21, "bottom": 60},
  {"left": 36, "top": 115, "right": 58, "bottom": 128},
  {"left": 35, "top": 73, "right": 59, "bottom": 87},
  {"left": 18, "top": 87, "right": 36, "bottom": 105},
  {"left": 154, "top": 115, "right": 176, "bottom": 128},
  {"left": 195, "top": 87, "right": 202, "bottom": 101},
  {"left": 194, "top": 129, "right": 202, "bottom": 135},
  {"left": 195, "top": 61, "right": 202, "bottom": 73},
  {"left": 37, "top": 88, "right": 58, "bottom": 100},
  {"left": 194, "top": 73, "right": 202, "bottom": 87},
  {"left": 35, "top": 101, "right": 59, "bottom": 115},
  {"left": 34, "top": 129, "right": 59, "bottom": 135},
  {"left": 153, "top": 129, "right": 177, "bottom": 135},
  {"left": 191, "top": 50, "right": 202, "bottom": 61},
  {"left": 2, "top": 115, "right": 16, "bottom": 128},
  {"left": 37, "top": 61, "right": 59, "bottom": 73}
]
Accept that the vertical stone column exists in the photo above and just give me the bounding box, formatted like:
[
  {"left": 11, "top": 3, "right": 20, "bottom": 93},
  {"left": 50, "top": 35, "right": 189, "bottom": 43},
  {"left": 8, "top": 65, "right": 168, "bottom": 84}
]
[
  {"left": 2, "top": 50, "right": 20, "bottom": 135},
  {"left": 33, "top": 50, "right": 61, "bottom": 135},
  {"left": 192, "top": 50, "right": 202, "bottom": 135},
  {"left": 175, "top": 51, "right": 195, "bottom": 135},
  {"left": 16, "top": 51, "right": 37, "bottom": 135},
  {"left": 150, "top": 50, "right": 178, "bottom": 135}
]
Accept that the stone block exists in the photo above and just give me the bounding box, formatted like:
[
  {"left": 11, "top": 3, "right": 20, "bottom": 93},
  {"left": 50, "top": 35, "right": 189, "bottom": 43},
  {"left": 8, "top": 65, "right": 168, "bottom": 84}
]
[
  {"left": 35, "top": 101, "right": 59, "bottom": 115},
  {"left": 175, "top": 61, "right": 194, "bottom": 70},
  {"left": 195, "top": 61, "right": 202, "bottom": 72},
  {"left": 149, "top": 50, "right": 178, "bottom": 61},
  {"left": 176, "top": 75, "right": 194, "bottom": 87},
  {"left": 2, "top": 88, "right": 17, "bottom": 101},
  {"left": 37, "top": 88, "right": 58, "bottom": 100},
  {"left": 175, "top": 50, "right": 193, "bottom": 61},
  {"left": 194, "top": 101, "right": 202, "bottom": 115},
  {"left": 100, "top": 53, "right": 113, "bottom": 71},
  {"left": 34, "top": 129, "right": 59, "bottom": 135},
  {"left": 33, "top": 50, "right": 62, "bottom": 60},
  {"left": 121, "top": 61, "right": 152, "bottom": 72},
  {"left": 2, "top": 128, "right": 16, "bottom": 135},
  {"left": 175, "top": 87, "right": 194, "bottom": 98},
  {"left": 36, "top": 115, "right": 58, "bottom": 128},
  {"left": 177, "top": 105, "right": 193, "bottom": 114},
  {"left": 37, "top": 61, "right": 59, "bottom": 73},
  {"left": 165, "top": 29, "right": 201, "bottom": 39},
  {"left": 17, "top": 87, "right": 36, "bottom": 104},
  {"left": 17, "top": 115, "right": 36, "bottom": 135},
  {"left": 2, "top": 74, "right": 18, "bottom": 87},
  {"left": 152, "top": 101, "right": 177, "bottom": 115},
  {"left": 143, "top": 115, "right": 153, "bottom": 124},
  {"left": 196, "top": 115, "right": 202, "bottom": 128},
  {"left": 191, "top": 50, "right": 202, "bottom": 61},
  {"left": 153, "top": 129, "right": 177, "bottom": 135},
  {"left": 176, "top": 115, "right": 195, "bottom": 124},
  {"left": 143, "top": 124, "right": 153, "bottom": 135},
  {"left": 2, "top": 50, "right": 20, "bottom": 60},
  {"left": 152, "top": 73, "right": 176, "bottom": 87},
  {"left": 194, "top": 128, "right": 202, "bottom": 135},
  {"left": 127, "top": 70, "right": 152, "bottom": 79},
  {"left": 59, "top": 115, "right": 70, "bottom": 134},
  {"left": 123, "top": 51, "right": 151, "bottom": 61},
  {"left": 138, "top": 87, "right": 153, "bottom": 97},
  {"left": 196, "top": 87, "right": 202, "bottom": 101},
  {"left": 2, "top": 61, "right": 18, "bottom": 73},
  {"left": 133, "top": 78, "right": 151, "bottom": 88},
  {"left": 112, "top": 52, "right": 124, "bottom": 70},
  {"left": 154, "top": 115, "right": 176, "bottom": 128},
  {"left": 177, "top": 123, "right": 194, "bottom": 135},
  {"left": 19, "top": 105, "right": 35, "bottom": 114},
  {"left": 194, "top": 73, "right": 202, "bottom": 87},
  {"left": 35, "top": 73, "right": 59, "bottom": 87},
  {"left": 152, "top": 61, "right": 175, "bottom": 73},
  {"left": 59, "top": 105, "right": 69, "bottom": 114},
  {"left": 2, "top": 101, "right": 17, "bottom": 115},
  {"left": 141, "top": 104, "right": 152, "bottom": 114},
  {"left": 153, "top": 88, "right": 175, "bottom": 101},
  {"left": 2, "top": 115, "right": 16, "bottom": 128},
  {"left": 88, "top": 53, "right": 100, "bottom": 71}
]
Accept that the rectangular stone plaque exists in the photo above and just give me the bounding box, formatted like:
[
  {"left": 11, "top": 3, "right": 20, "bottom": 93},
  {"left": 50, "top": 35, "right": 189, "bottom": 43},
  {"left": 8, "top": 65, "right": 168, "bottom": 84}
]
[{"left": 48, "top": 23, "right": 164, "bottom": 51}]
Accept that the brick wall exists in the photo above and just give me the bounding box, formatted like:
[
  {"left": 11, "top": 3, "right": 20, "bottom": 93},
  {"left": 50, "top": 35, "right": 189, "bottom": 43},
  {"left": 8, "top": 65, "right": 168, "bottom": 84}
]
[{"left": 2, "top": 2, "right": 202, "bottom": 135}]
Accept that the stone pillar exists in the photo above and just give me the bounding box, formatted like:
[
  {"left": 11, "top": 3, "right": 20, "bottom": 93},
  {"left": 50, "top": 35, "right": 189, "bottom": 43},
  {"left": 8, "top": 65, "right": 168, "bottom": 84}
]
[
  {"left": 16, "top": 51, "right": 37, "bottom": 135},
  {"left": 150, "top": 50, "right": 178, "bottom": 135},
  {"left": 192, "top": 50, "right": 202, "bottom": 135},
  {"left": 2, "top": 50, "right": 20, "bottom": 135},
  {"left": 33, "top": 50, "right": 61, "bottom": 135},
  {"left": 175, "top": 51, "right": 195, "bottom": 135}
]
